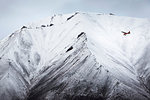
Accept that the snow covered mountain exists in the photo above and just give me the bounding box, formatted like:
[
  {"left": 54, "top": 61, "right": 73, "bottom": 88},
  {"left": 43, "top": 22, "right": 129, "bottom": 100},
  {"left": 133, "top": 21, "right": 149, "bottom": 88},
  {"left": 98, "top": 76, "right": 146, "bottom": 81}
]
[{"left": 0, "top": 12, "right": 150, "bottom": 100}]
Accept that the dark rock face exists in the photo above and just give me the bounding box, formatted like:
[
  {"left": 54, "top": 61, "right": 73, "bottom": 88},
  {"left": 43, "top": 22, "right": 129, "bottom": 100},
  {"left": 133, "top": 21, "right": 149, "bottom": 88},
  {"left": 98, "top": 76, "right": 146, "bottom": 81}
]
[{"left": 67, "top": 12, "right": 78, "bottom": 21}]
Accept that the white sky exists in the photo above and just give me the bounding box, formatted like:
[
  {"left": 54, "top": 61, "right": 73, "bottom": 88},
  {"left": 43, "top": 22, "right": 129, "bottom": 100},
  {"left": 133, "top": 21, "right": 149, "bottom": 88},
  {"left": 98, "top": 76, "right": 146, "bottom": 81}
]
[{"left": 0, "top": 0, "right": 150, "bottom": 40}]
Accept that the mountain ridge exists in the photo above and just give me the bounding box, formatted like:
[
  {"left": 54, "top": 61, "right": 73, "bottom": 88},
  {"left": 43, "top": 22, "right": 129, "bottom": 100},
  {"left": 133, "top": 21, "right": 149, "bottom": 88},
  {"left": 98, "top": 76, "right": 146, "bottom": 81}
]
[{"left": 0, "top": 12, "right": 150, "bottom": 100}]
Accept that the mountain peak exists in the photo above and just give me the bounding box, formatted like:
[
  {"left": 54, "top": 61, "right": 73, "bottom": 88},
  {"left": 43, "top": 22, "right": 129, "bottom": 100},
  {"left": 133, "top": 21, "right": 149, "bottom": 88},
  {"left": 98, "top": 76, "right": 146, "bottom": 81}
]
[{"left": 0, "top": 12, "right": 150, "bottom": 100}]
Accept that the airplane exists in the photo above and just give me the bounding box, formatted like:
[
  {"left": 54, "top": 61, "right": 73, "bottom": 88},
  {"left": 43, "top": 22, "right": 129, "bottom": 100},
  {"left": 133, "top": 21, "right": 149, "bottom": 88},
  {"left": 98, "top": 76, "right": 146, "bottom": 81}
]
[{"left": 121, "top": 31, "right": 131, "bottom": 36}]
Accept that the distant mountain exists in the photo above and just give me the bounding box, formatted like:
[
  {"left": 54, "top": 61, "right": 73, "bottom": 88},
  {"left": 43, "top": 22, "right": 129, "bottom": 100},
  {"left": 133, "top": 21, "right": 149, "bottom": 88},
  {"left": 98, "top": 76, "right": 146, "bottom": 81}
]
[{"left": 0, "top": 12, "right": 150, "bottom": 100}]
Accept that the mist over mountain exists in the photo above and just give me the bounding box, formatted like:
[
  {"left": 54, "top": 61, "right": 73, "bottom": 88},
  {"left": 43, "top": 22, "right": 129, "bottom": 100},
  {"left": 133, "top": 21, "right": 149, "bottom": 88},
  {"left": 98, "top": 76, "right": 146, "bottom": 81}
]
[{"left": 0, "top": 12, "right": 150, "bottom": 100}]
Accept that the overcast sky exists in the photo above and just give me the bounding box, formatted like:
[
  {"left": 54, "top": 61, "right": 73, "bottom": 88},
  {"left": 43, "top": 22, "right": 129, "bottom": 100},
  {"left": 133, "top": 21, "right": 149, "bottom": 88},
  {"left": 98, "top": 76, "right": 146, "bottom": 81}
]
[{"left": 0, "top": 0, "right": 150, "bottom": 40}]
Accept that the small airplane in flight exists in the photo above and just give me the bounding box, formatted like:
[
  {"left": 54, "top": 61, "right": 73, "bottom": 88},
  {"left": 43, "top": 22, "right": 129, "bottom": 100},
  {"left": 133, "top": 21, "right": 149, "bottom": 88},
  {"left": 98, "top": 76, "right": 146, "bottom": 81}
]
[{"left": 121, "top": 31, "right": 131, "bottom": 36}]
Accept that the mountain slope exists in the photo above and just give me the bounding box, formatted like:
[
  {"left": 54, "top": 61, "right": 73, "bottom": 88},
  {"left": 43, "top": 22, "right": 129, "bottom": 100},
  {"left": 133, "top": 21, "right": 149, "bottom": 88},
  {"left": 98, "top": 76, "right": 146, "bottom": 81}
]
[{"left": 0, "top": 12, "right": 150, "bottom": 100}]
